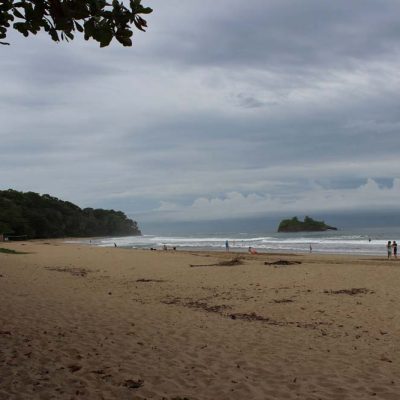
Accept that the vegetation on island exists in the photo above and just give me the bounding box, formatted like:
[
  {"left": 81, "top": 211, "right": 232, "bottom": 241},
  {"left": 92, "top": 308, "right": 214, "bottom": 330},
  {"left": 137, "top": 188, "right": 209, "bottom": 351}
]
[
  {"left": 0, "top": 0, "right": 152, "bottom": 47},
  {"left": 277, "top": 216, "right": 337, "bottom": 232},
  {"left": 0, "top": 189, "right": 141, "bottom": 239}
]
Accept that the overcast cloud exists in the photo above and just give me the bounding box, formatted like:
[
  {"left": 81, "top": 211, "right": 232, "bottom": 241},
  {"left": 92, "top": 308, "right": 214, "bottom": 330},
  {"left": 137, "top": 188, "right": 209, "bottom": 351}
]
[{"left": 1, "top": 0, "right": 400, "bottom": 226}]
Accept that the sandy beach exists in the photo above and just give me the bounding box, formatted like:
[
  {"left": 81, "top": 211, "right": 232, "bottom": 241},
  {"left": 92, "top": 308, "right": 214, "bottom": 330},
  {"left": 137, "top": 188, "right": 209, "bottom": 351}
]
[{"left": 0, "top": 241, "right": 399, "bottom": 400}]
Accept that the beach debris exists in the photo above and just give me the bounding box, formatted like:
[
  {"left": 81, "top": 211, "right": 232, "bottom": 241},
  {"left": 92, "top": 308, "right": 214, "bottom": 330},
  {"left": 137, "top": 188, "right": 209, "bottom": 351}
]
[
  {"left": 123, "top": 379, "right": 144, "bottom": 389},
  {"left": 273, "top": 298, "right": 294, "bottom": 303},
  {"left": 264, "top": 260, "right": 302, "bottom": 266},
  {"left": 323, "top": 288, "right": 374, "bottom": 295},
  {"left": 169, "top": 397, "right": 191, "bottom": 400},
  {"left": 230, "top": 312, "right": 272, "bottom": 322},
  {"left": 67, "top": 364, "right": 82, "bottom": 373},
  {"left": 185, "top": 301, "right": 231, "bottom": 313},
  {"left": 46, "top": 266, "right": 91, "bottom": 277},
  {"left": 135, "top": 278, "right": 166, "bottom": 283},
  {"left": 0, "top": 330, "right": 12, "bottom": 335},
  {"left": 90, "top": 369, "right": 106, "bottom": 375},
  {"left": 163, "top": 298, "right": 331, "bottom": 331},
  {"left": 190, "top": 257, "right": 243, "bottom": 267},
  {"left": 162, "top": 298, "right": 230, "bottom": 314},
  {"left": 0, "top": 247, "right": 27, "bottom": 254},
  {"left": 380, "top": 355, "right": 393, "bottom": 363}
]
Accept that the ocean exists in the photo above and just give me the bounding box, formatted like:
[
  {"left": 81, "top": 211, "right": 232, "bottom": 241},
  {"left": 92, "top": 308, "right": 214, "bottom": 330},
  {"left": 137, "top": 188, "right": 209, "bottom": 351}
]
[{"left": 69, "top": 226, "right": 400, "bottom": 256}]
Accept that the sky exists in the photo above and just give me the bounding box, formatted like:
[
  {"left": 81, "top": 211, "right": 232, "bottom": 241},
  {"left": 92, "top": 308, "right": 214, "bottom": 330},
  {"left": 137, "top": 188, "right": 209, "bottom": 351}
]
[{"left": 1, "top": 0, "right": 400, "bottom": 230}]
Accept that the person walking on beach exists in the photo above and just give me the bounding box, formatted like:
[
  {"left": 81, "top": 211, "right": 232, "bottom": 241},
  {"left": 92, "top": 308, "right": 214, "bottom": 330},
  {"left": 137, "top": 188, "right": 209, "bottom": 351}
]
[
  {"left": 393, "top": 241, "right": 397, "bottom": 258},
  {"left": 225, "top": 240, "right": 229, "bottom": 252},
  {"left": 387, "top": 241, "right": 392, "bottom": 259}
]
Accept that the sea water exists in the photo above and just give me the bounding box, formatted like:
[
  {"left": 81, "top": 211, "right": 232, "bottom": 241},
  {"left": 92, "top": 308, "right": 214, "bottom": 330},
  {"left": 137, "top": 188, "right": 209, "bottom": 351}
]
[{"left": 69, "top": 226, "right": 400, "bottom": 256}]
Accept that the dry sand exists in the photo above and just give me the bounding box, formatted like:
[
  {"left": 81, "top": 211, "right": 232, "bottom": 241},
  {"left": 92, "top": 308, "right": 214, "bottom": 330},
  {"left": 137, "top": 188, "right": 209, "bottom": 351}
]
[{"left": 0, "top": 241, "right": 399, "bottom": 400}]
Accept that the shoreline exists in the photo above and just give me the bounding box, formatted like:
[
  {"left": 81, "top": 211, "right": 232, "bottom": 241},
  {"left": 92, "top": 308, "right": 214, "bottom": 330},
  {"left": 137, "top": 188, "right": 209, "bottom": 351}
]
[
  {"left": 1, "top": 241, "right": 399, "bottom": 399},
  {"left": 72, "top": 242, "right": 394, "bottom": 258},
  {"left": 62, "top": 231, "right": 394, "bottom": 257}
]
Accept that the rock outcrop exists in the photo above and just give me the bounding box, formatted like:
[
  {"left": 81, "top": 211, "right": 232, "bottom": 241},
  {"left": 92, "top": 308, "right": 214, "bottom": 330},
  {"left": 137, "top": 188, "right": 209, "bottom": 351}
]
[{"left": 278, "top": 216, "right": 337, "bottom": 232}]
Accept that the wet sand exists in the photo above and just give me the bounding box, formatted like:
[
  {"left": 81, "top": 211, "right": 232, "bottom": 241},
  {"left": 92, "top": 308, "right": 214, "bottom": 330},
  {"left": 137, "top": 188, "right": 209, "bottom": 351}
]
[{"left": 0, "top": 241, "right": 399, "bottom": 399}]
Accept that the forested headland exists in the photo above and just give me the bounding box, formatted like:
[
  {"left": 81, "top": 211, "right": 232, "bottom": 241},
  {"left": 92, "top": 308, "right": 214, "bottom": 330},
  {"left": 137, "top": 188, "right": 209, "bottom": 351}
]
[{"left": 0, "top": 189, "right": 141, "bottom": 239}]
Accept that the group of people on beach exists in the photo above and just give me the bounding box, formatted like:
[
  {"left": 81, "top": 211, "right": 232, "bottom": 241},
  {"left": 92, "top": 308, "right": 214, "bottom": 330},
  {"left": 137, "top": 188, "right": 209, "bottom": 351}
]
[
  {"left": 386, "top": 240, "right": 397, "bottom": 259},
  {"left": 225, "top": 240, "right": 258, "bottom": 254}
]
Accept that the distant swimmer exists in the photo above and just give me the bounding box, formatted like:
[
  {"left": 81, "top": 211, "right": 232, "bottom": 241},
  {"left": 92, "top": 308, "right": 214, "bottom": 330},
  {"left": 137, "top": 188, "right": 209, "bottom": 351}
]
[
  {"left": 114, "top": 243, "right": 117, "bottom": 248},
  {"left": 309, "top": 244, "right": 312, "bottom": 253},
  {"left": 368, "top": 237, "right": 371, "bottom": 242},
  {"left": 393, "top": 241, "right": 397, "bottom": 258},
  {"left": 225, "top": 240, "right": 229, "bottom": 251}
]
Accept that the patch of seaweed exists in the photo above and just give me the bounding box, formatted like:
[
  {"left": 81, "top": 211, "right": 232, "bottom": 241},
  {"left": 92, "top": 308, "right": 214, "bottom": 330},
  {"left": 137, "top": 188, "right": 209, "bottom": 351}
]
[
  {"left": 230, "top": 312, "right": 272, "bottom": 322},
  {"left": 185, "top": 301, "right": 231, "bottom": 313},
  {"left": 323, "top": 288, "right": 374, "bottom": 295},
  {"left": 190, "top": 257, "right": 243, "bottom": 268},
  {"left": 162, "top": 298, "right": 230, "bottom": 314},
  {"left": 162, "top": 298, "right": 331, "bottom": 331},
  {"left": 273, "top": 298, "right": 294, "bottom": 303},
  {"left": 264, "top": 260, "right": 302, "bottom": 266},
  {"left": 46, "top": 266, "right": 92, "bottom": 277},
  {"left": 123, "top": 379, "right": 144, "bottom": 389}
]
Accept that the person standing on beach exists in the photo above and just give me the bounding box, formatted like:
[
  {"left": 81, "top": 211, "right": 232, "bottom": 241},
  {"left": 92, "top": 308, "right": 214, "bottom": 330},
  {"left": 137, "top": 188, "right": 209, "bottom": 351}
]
[
  {"left": 225, "top": 240, "right": 229, "bottom": 251},
  {"left": 387, "top": 241, "right": 392, "bottom": 259},
  {"left": 393, "top": 241, "right": 397, "bottom": 258}
]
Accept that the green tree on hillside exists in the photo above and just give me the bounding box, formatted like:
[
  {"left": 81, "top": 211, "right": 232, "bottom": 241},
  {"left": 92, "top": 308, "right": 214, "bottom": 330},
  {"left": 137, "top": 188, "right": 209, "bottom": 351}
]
[{"left": 0, "top": 189, "right": 141, "bottom": 239}]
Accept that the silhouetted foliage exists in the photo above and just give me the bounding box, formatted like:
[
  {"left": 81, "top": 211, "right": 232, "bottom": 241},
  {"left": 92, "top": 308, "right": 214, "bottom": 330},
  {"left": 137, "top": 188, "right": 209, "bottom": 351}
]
[
  {"left": 0, "top": 0, "right": 152, "bottom": 47},
  {"left": 0, "top": 189, "right": 141, "bottom": 238}
]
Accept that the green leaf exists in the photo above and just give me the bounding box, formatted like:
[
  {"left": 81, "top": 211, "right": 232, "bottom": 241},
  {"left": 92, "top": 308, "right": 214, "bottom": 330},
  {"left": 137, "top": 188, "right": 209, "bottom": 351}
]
[
  {"left": 74, "top": 21, "right": 84, "bottom": 32},
  {"left": 140, "top": 7, "right": 152, "bottom": 14},
  {"left": 12, "top": 8, "right": 24, "bottom": 19},
  {"left": 116, "top": 35, "right": 132, "bottom": 46}
]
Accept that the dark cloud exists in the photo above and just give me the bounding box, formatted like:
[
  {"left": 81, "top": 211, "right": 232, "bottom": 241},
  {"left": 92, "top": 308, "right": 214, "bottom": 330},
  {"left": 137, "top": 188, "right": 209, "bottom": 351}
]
[
  {"left": 148, "top": 0, "right": 400, "bottom": 70},
  {"left": 236, "top": 93, "right": 267, "bottom": 109},
  {"left": 374, "top": 178, "right": 394, "bottom": 189}
]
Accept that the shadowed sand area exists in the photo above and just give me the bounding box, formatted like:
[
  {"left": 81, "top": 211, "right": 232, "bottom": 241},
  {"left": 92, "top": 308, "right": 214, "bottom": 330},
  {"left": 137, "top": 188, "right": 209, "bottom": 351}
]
[{"left": 0, "top": 241, "right": 399, "bottom": 399}]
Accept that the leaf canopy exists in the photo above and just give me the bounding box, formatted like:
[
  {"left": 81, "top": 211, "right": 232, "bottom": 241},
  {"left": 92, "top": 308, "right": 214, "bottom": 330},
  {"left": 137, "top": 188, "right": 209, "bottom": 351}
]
[{"left": 0, "top": 0, "right": 152, "bottom": 47}]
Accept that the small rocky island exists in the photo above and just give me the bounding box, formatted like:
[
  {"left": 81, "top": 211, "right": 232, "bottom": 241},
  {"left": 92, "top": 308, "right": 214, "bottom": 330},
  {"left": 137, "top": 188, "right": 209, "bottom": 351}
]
[{"left": 278, "top": 216, "right": 337, "bottom": 232}]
